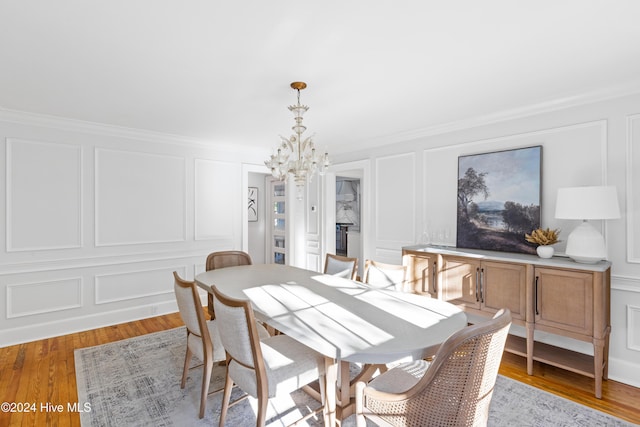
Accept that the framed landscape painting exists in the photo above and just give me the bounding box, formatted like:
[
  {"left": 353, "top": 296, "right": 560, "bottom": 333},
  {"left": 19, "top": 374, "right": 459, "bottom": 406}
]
[{"left": 456, "top": 146, "right": 541, "bottom": 254}]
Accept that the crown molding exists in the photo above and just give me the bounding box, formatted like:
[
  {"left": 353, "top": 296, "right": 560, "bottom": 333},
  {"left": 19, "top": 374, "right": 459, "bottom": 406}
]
[
  {"left": 359, "top": 80, "right": 640, "bottom": 150},
  {"left": 0, "top": 107, "right": 250, "bottom": 154}
]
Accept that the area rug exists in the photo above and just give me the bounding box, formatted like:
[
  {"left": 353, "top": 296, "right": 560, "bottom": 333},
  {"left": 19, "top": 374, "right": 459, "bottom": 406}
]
[{"left": 75, "top": 327, "right": 634, "bottom": 426}]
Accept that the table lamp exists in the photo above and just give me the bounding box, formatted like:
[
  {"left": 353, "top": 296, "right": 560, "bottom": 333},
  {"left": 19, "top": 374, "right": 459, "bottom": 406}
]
[{"left": 554, "top": 186, "right": 620, "bottom": 263}]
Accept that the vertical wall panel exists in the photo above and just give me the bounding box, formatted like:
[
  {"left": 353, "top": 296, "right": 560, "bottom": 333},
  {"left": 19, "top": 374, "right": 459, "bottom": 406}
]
[
  {"left": 627, "top": 114, "right": 640, "bottom": 263},
  {"left": 95, "top": 148, "right": 186, "bottom": 246},
  {"left": 6, "top": 138, "right": 82, "bottom": 251},
  {"left": 375, "top": 153, "right": 415, "bottom": 245},
  {"left": 628, "top": 305, "right": 640, "bottom": 351},
  {"left": 195, "top": 159, "right": 239, "bottom": 240}
]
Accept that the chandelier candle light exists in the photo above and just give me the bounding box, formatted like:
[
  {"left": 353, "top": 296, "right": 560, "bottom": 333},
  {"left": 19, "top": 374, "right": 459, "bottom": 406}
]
[{"left": 265, "top": 82, "right": 330, "bottom": 200}]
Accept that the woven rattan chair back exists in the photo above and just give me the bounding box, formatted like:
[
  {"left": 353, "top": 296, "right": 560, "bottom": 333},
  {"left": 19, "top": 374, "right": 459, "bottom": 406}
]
[{"left": 357, "top": 309, "right": 512, "bottom": 427}]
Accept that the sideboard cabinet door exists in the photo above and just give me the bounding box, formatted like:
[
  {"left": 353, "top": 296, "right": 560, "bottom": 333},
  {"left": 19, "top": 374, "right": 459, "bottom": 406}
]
[
  {"left": 534, "top": 267, "right": 594, "bottom": 337},
  {"left": 482, "top": 260, "right": 528, "bottom": 322},
  {"left": 440, "top": 256, "right": 481, "bottom": 309},
  {"left": 403, "top": 252, "right": 438, "bottom": 297}
]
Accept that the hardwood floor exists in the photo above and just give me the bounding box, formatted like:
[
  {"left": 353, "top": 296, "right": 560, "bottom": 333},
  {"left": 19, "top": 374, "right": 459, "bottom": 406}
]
[{"left": 1, "top": 312, "right": 639, "bottom": 426}]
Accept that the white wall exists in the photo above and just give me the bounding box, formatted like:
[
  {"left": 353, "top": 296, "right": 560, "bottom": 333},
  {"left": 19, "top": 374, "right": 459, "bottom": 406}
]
[
  {"left": 0, "top": 111, "right": 268, "bottom": 346},
  {"left": 333, "top": 91, "right": 640, "bottom": 388}
]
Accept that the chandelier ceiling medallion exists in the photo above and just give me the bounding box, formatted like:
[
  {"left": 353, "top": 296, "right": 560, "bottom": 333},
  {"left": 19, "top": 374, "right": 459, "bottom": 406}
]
[{"left": 265, "top": 82, "right": 330, "bottom": 199}]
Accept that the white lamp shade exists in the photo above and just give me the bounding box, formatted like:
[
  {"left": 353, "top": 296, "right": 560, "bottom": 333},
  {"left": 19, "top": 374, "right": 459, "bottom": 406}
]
[{"left": 555, "top": 186, "right": 620, "bottom": 220}]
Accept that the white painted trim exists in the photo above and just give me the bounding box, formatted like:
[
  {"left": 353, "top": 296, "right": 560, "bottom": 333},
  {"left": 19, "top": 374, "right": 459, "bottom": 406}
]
[
  {"left": 627, "top": 114, "right": 640, "bottom": 263},
  {"left": 0, "top": 107, "right": 244, "bottom": 153},
  {"left": 0, "top": 300, "right": 179, "bottom": 348},
  {"left": 94, "top": 147, "right": 188, "bottom": 246},
  {"left": 0, "top": 250, "right": 211, "bottom": 275},
  {"left": 94, "top": 265, "right": 184, "bottom": 305},
  {"left": 331, "top": 159, "right": 372, "bottom": 276},
  {"left": 612, "top": 275, "right": 640, "bottom": 293},
  {"left": 360, "top": 82, "right": 640, "bottom": 149},
  {"left": 6, "top": 277, "right": 83, "bottom": 318},
  {"left": 608, "top": 356, "right": 640, "bottom": 389},
  {"left": 628, "top": 304, "right": 640, "bottom": 352},
  {"left": 6, "top": 138, "right": 84, "bottom": 252},
  {"left": 242, "top": 162, "right": 270, "bottom": 253}
]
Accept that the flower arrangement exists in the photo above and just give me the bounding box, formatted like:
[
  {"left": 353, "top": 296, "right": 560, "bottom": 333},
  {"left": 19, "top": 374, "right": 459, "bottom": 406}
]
[{"left": 525, "top": 227, "right": 561, "bottom": 246}]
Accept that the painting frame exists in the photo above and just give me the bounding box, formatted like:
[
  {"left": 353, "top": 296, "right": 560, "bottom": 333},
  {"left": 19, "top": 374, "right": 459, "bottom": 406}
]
[
  {"left": 248, "top": 187, "right": 258, "bottom": 222},
  {"left": 456, "top": 145, "right": 542, "bottom": 255}
]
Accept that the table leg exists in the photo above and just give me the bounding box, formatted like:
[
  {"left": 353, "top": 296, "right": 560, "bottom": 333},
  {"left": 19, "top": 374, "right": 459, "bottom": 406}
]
[{"left": 323, "top": 357, "right": 338, "bottom": 427}]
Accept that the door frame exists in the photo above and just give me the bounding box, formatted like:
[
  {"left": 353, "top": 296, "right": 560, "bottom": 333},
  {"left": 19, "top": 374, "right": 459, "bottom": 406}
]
[{"left": 328, "top": 159, "right": 371, "bottom": 277}]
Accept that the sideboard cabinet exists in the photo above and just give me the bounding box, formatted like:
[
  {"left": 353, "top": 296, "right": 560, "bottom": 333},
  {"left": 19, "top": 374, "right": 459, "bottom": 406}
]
[{"left": 402, "top": 245, "right": 611, "bottom": 398}]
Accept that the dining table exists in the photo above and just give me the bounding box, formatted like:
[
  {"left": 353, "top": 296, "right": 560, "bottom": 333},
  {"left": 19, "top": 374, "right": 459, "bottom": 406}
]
[{"left": 195, "top": 263, "right": 467, "bottom": 426}]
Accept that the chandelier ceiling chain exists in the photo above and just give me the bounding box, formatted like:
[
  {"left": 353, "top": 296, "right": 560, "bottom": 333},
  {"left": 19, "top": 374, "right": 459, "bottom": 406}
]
[{"left": 265, "top": 82, "right": 330, "bottom": 199}]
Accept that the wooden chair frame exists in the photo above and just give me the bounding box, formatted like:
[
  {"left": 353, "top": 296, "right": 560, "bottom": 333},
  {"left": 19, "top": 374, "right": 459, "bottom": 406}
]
[
  {"left": 205, "top": 250, "right": 252, "bottom": 317},
  {"left": 212, "top": 286, "right": 326, "bottom": 427},
  {"left": 324, "top": 253, "right": 358, "bottom": 280},
  {"left": 173, "top": 271, "right": 223, "bottom": 418}
]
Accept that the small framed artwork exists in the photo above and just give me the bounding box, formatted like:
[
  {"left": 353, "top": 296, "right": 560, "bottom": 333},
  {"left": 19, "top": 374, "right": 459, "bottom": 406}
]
[
  {"left": 457, "top": 145, "right": 542, "bottom": 254},
  {"left": 248, "top": 187, "right": 258, "bottom": 222}
]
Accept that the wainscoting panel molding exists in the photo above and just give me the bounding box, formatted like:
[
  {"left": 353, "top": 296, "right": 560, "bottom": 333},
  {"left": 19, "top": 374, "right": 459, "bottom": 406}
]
[
  {"left": 628, "top": 304, "right": 640, "bottom": 352},
  {"left": 6, "top": 138, "right": 82, "bottom": 252},
  {"left": 375, "top": 153, "right": 415, "bottom": 247},
  {"left": 95, "top": 148, "right": 186, "bottom": 246},
  {"left": 95, "top": 266, "right": 181, "bottom": 305},
  {"left": 627, "top": 114, "right": 640, "bottom": 263},
  {"left": 194, "top": 158, "right": 240, "bottom": 241},
  {"left": 6, "top": 277, "right": 82, "bottom": 318}
]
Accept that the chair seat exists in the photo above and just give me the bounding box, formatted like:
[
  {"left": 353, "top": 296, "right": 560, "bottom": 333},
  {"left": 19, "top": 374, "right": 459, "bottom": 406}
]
[
  {"left": 366, "top": 359, "right": 429, "bottom": 394},
  {"left": 229, "top": 334, "right": 325, "bottom": 399}
]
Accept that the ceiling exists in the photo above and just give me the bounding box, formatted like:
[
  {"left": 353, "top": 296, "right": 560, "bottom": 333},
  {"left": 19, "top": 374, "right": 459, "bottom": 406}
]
[{"left": 2, "top": 1, "right": 640, "bottom": 155}]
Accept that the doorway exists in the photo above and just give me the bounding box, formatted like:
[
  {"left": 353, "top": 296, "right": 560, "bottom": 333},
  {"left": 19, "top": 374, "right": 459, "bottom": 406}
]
[
  {"left": 336, "top": 177, "right": 360, "bottom": 259},
  {"left": 332, "top": 160, "right": 368, "bottom": 277}
]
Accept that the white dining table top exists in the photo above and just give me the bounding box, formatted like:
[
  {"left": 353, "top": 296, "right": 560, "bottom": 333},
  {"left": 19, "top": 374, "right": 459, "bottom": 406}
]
[{"left": 195, "top": 263, "right": 467, "bottom": 364}]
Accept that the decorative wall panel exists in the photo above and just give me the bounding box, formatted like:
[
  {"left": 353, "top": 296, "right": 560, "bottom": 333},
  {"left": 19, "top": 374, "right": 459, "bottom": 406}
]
[
  {"left": 629, "top": 304, "right": 640, "bottom": 351},
  {"left": 627, "top": 114, "right": 640, "bottom": 263},
  {"left": 95, "top": 267, "right": 177, "bottom": 304},
  {"left": 95, "top": 149, "right": 186, "bottom": 246},
  {"left": 7, "top": 277, "right": 82, "bottom": 318},
  {"left": 6, "top": 138, "right": 82, "bottom": 251},
  {"left": 194, "top": 159, "right": 239, "bottom": 240},
  {"left": 375, "top": 153, "right": 415, "bottom": 245}
]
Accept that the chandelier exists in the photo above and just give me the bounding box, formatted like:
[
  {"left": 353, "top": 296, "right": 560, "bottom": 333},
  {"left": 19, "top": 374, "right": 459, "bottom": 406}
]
[{"left": 265, "top": 82, "right": 330, "bottom": 199}]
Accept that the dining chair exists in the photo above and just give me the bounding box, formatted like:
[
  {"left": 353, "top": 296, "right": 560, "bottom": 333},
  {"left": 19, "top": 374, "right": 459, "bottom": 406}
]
[
  {"left": 173, "top": 271, "right": 270, "bottom": 419},
  {"left": 212, "top": 285, "right": 327, "bottom": 427},
  {"left": 363, "top": 259, "right": 407, "bottom": 291},
  {"left": 324, "top": 253, "right": 358, "bottom": 280},
  {"left": 173, "top": 271, "right": 226, "bottom": 419},
  {"left": 355, "top": 309, "right": 512, "bottom": 427},
  {"left": 205, "top": 250, "right": 253, "bottom": 318}
]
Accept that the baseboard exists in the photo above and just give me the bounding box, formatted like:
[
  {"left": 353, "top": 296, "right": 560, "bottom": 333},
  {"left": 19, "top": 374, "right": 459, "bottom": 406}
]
[
  {"left": 0, "top": 300, "right": 179, "bottom": 348},
  {"left": 608, "top": 356, "right": 640, "bottom": 389}
]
